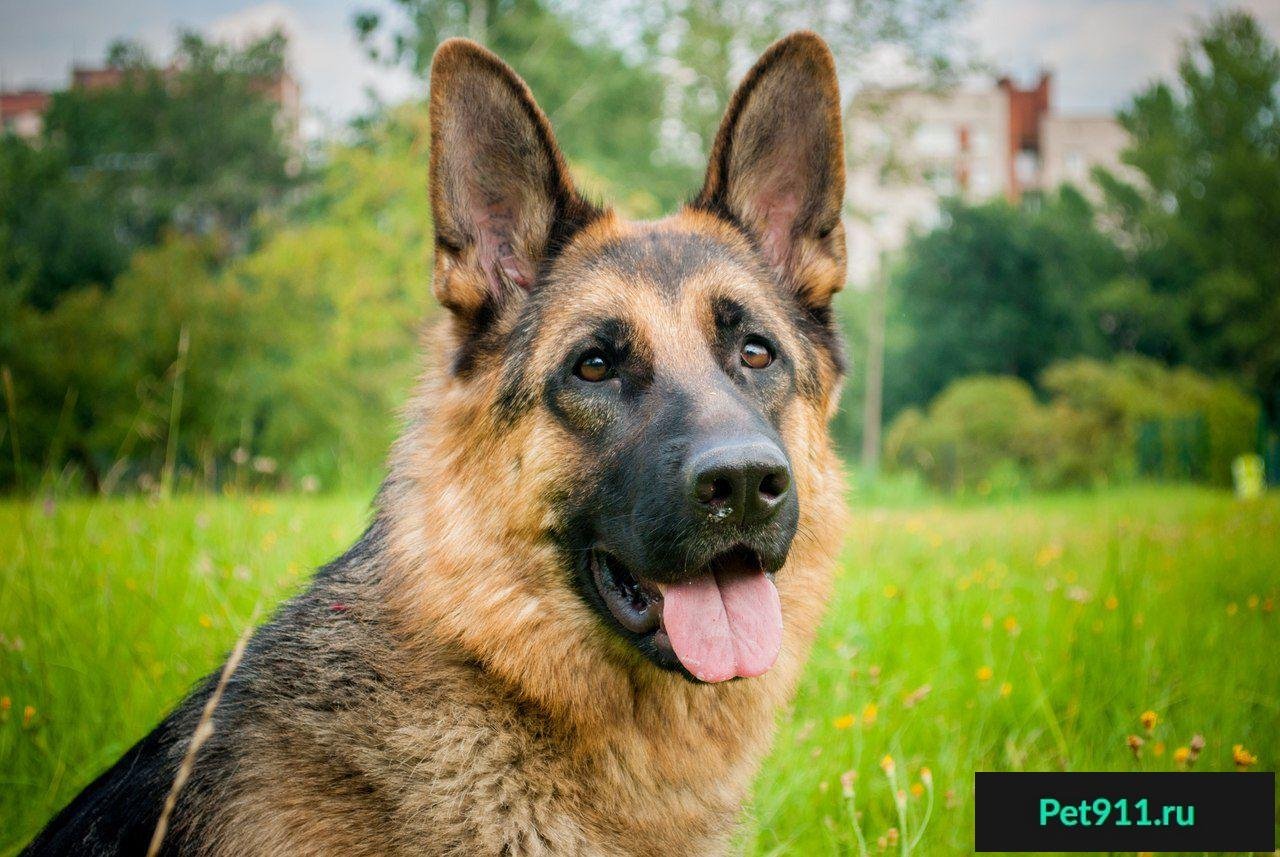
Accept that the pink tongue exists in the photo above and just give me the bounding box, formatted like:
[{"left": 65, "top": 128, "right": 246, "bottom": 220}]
[{"left": 660, "top": 566, "right": 782, "bottom": 683}]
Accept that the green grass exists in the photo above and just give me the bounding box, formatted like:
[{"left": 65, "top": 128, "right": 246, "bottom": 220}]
[{"left": 1, "top": 486, "right": 1277, "bottom": 854}]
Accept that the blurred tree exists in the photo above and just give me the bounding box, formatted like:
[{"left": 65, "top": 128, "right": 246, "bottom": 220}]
[
  {"left": 661, "top": 0, "right": 972, "bottom": 164},
  {"left": 1096, "top": 10, "right": 1280, "bottom": 417},
  {"left": 43, "top": 30, "right": 295, "bottom": 248},
  {"left": 354, "top": 0, "right": 971, "bottom": 210},
  {"left": 0, "top": 31, "right": 295, "bottom": 310},
  {"left": 354, "top": 0, "right": 691, "bottom": 213},
  {"left": 0, "top": 138, "right": 126, "bottom": 310},
  {"left": 0, "top": 106, "right": 429, "bottom": 492},
  {"left": 885, "top": 357, "right": 1258, "bottom": 491},
  {"left": 882, "top": 190, "right": 1125, "bottom": 416}
]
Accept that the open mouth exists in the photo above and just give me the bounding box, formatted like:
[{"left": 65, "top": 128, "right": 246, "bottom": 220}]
[
  {"left": 590, "top": 550, "right": 664, "bottom": 635},
  {"left": 589, "top": 546, "right": 783, "bottom": 683}
]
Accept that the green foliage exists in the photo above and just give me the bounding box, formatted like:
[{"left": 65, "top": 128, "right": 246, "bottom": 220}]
[
  {"left": 829, "top": 284, "right": 871, "bottom": 458},
  {"left": 663, "top": 0, "right": 971, "bottom": 163},
  {"left": 4, "top": 488, "right": 1277, "bottom": 851},
  {"left": 355, "top": 0, "right": 969, "bottom": 212},
  {"left": 0, "top": 31, "right": 294, "bottom": 310},
  {"left": 43, "top": 30, "right": 293, "bottom": 242},
  {"left": 883, "top": 192, "right": 1125, "bottom": 417},
  {"left": 356, "top": 0, "right": 693, "bottom": 214},
  {"left": 1043, "top": 357, "right": 1260, "bottom": 486},
  {"left": 0, "top": 107, "right": 430, "bottom": 492},
  {"left": 885, "top": 376, "right": 1049, "bottom": 493},
  {"left": 1, "top": 237, "right": 236, "bottom": 491},
  {"left": 0, "top": 139, "right": 128, "bottom": 310},
  {"left": 886, "top": 358, "right": 1259, "bottom": 491},
  {"left": 1097, "top": 10, "right": 1280, "bottom": 416}
]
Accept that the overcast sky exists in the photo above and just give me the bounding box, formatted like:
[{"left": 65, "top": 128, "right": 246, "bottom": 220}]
[{"left": 2, "top": 0, "right": 1278, "bottom": 131}]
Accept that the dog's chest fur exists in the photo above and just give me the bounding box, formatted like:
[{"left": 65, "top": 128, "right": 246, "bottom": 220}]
[{"left": 163, "top": 542, "right": 781, "bottom": 857}]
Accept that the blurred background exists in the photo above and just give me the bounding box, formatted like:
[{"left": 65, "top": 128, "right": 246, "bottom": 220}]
[
  {"left": 2, "top": 1, "right": 1279, "bottom": 853},
  {"left": 1, "top": 0, "right": 1276, "bottom": 497}
]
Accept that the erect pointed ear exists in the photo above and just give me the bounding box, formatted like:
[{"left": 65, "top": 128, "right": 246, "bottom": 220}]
[
  {"left": 428, "top": 38, "right": 603, "bottom": 319},
  {"left": 693, "top": 31, "right": 847, "bottom": 310}
]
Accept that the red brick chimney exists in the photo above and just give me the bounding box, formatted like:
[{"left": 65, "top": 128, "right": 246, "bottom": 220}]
[{"left": 998, "top": 72, "right": 1052, "bottom": 200}]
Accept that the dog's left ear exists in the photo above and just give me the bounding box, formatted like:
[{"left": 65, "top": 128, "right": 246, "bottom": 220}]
[
  {"left": 694, "top": 31, "right": 846, "bottom": 311},
  {"left": 428, "top": 38, "right": 602, "bottom": 320}
]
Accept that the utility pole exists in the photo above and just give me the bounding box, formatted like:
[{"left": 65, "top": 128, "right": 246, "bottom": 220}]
[
  {"left": 861, "top": 249, "right": 887, "bottom": 475},
  {"left": 468, "top": 0, "right": 488, "bottom": 45}
]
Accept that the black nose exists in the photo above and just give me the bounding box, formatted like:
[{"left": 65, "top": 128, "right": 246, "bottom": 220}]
[{"left": 686, "top": 441, "right": 792, "bottom": 527}]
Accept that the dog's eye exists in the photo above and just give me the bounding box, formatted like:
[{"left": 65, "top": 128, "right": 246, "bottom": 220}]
[
  {"left": 574, "top": 350, "right": 612, "bottom": 383},
  {"left": 740, "top": 337, "right": 774, "bottom": 370}
]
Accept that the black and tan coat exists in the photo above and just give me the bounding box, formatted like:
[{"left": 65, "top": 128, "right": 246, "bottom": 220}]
[{"left": 26, "top": 30, "right": 850, "bottom": 857}]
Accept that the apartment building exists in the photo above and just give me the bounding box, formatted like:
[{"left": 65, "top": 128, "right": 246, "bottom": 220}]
[
  {"left": 1, "top": 63, "right": 300, "bottom": 148},
  {"left": 0, "top": 89, "right": 50, "bottom": 139},
  {"left": 845, "top": 73, "right": 1127, "bottom": 285}
]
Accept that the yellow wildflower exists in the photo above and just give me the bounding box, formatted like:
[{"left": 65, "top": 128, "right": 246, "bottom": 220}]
[
  {"left": 1035, "top": 544, "right": 1062, "bottom": 567},
  {"left": 976, "top": 665, "right": 993, "bottom": 682},
  {"left": 833, "top": 714, "right": 856, "bottom": 730},
  {"left": 880, "top": 755, "right": 896, "bottom": 776},
  {"left": 862, "top": 702, "right": 878, "bottom": 726},
  {"left": 999, "top": 682, "right": 1013, "bottom": 698},
  {"left": 1140, "top": 710, "right": 1158, "bottom": 733},
  {"left": 1173, "top": 746, "right": 1190, "bottom": 766},
  {"left": 1002, "top": 615, "right": 1019, "bottom": 634},
  {"left": 1232, "top": 744, "right": 1257, "bottom": 768},
  {"left": 22, "top": 705, "right": 36, "bottom": 729},
  {"left": 1104, "top": 595, "right": 1119, "bottom": 611},
  {"left": 910, "top": 782, "right": 925, "bottom": 798}
]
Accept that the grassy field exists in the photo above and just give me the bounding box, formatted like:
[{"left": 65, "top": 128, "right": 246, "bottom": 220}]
[{"left": 0, "top": 485, "right": 1276, "bottom": 854}]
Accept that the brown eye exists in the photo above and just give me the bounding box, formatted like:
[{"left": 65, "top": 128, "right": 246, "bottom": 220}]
[
  {"left": 574, "top": 350, "right": 611, "bottom": 382},
  {"left": 741, "top": 337, "right": 774, "bottom": 369}
]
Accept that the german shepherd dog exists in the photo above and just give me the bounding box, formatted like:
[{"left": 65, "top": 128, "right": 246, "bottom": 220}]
[{"left": 26, "top": 30, "right": 849, "bottom": 857}]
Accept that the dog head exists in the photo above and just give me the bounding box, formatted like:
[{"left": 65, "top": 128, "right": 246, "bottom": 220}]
[{"left": 392, "top": 32, "right": 846, "bottom": 693}]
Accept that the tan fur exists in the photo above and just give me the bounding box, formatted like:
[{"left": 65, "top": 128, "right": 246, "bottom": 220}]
[
  {"left": 31, "top": 32, "right": 849, "bottom": 857},
  {"left": 201, "top": 34, "right": 847, "bottom": 857}
]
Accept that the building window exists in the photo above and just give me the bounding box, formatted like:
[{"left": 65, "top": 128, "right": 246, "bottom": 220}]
[
  {"left": 924, "top": 165, "right": 957, "bottom": 196},
  {"left": 972, "top": 166, "right": 992, "bottom": 196},
  {"left": 1065, "top": 151, "right": 1086, "bottom": 180},
  {"left": 913, "top": 122, "right": 958, "bottom": 158},
  {"left": 1015, "top": 149, "right": 1040, "bottom": 187}
]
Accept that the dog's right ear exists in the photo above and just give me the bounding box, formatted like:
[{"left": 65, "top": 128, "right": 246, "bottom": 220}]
[
  {"left": 693, "top": 31, "right": 846, "bottom": 313},
  {"left": 428, "top": 39, "right": 602, "bottom": 321}
]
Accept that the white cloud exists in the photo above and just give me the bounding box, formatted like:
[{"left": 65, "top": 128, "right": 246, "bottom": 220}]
[
  {"left": 5, "top": 0, "right": 1280, "bottom": 129},
  {"left": 207, "top": 1, "right": 418, "bottom": 133},
  {"left": 966, "top": 0, "right": 1280, "bottom": 112}
]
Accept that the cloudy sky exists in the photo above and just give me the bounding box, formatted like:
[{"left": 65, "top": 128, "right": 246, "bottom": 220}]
[{"left": 2, "top": 0, "right": 1278, "bottom": 130}]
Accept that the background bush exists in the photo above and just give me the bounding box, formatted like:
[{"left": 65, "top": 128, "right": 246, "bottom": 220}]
[
  {"left": 0, "top": 106, "right": 430, "bottom": 492},
  {"left": 886, "top": 358, "right": 1259, "bottom": 492}
]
